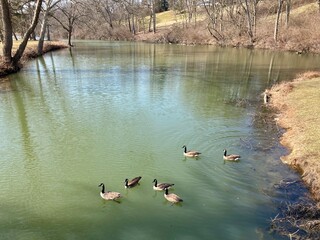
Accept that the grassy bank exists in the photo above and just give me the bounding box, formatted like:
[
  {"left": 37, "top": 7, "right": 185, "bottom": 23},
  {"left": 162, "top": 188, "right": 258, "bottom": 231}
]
[
  {"left": 0, "top": 41, "right": 68, "bottom": 77},
  {"left": 269, "top": 72, "right": 320, "bottom": 203}
]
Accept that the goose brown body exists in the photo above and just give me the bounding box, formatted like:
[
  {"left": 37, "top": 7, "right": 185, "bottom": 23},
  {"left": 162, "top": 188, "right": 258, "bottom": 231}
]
[
  {"left": 182, "top": 145, "right": 201, "bottom": 157},
  {"left": 164, "top": 188, "right": 183, "bottom": 204},
  {"left": 223, "top": 149, "right": 241, "bottom": 161},
  {"left": 98, "top": 183, "right": 121, "bottom": 201},
  {"left": 125, "top": 176, "right": 142, "bottom": 188},
  {"left": 152, "top": 179, "right": 174, "bottom": 191}
]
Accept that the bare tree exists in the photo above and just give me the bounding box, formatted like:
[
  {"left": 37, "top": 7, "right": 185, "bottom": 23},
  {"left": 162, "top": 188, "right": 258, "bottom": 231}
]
[
  {"left": 52, "top": 0, "right": 86, "bottom": 46},
  {"left": 93, "top": 0, "right": 115, "bottom": 29},
  {"left": 151, "top": 0, "right": 156, "bottom": 33},
  {"left": 184, "top": 0, "right": 198, "bottom": 25},
  {"left": 243, "top": 0, "right": 254, "bottom": 44},
  {"left": 274, "top": 0, "right": 284, "bottom": 41},
  {"left": 38, "top": 0, "right": 62, "bottom": 54},
  {"left": 14, "top": 0, "right": 43, "bottom": 63},
  {"left": 0, "top": 0, "right": 13, "bottom": 64},
  {"left": 10, "top": 0, "right": 37, "bottom": 40},
  {"left": 285, "top": 0, "right": 291, "bottom": 28},
  {"left": 242, "top": 0, "right": 260, "bottom": 44},
  {"left": 0, "top": 0, "right": 43, "bottom": 69}
]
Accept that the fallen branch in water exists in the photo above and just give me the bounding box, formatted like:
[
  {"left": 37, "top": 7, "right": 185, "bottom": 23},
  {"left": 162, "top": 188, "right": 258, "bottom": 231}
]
[{"left": 270, "top": 202, "right": 320, "bottom": 239}]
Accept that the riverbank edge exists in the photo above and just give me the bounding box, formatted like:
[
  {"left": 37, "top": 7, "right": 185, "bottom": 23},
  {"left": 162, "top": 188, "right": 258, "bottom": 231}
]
[
  {"left": 268, "top": 72, "right": 320, "bottom": 206},
  {"left": 133, "top": 25, "right": 320, "bottom": 55},
  {"left": 0, "top": 41, "right": 68, "bottom": 78}
]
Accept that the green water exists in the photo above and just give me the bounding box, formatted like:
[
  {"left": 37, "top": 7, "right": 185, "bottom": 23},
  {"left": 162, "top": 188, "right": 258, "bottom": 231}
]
[{"left": 1, "top": 41, "right": 319, "bottom": 240}]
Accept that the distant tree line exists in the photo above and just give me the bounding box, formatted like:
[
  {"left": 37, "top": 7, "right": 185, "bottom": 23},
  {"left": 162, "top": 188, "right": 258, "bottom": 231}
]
[
  {"left": 1, "top": 0, "right": 319, "bottom": 70},
  {"left": 0, "top": 0, "right": 170, "bottom": 53}
]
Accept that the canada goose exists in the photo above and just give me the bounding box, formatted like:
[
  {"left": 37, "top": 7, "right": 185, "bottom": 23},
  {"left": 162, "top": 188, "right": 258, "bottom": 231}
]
[
  {"left": 152, "top": 179, "right": 174, "bottom": 191},
  {"left": 124, "top": 176, "right": 142, "bottom": 188},
  {"left": 164, "top": 187, "right": 183, "bottom": 204},
  {"left": 223, "top": 149, "right": 241, "bottom": 161},
  {"left": 182, "top": 145, "right": 201, "bottom": 157},
  {"left": 98, "top": 183, "right": 121, "bottom": 201}
]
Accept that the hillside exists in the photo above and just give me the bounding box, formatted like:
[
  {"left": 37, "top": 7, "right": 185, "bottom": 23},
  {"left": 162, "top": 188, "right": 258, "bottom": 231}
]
[{"left": 135, "top": 2, "right": 320, "bottom": 53}]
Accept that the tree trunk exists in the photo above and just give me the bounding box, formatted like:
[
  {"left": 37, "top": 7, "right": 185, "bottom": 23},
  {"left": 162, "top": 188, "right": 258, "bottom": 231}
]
[
  {"left": 68, "top": 28, "right": 73, "bottom": 47},
  {"left": 13, "top": 0, "right": 43, "bottom": 65},
  {"left": 244, "top": 0, "right": 253, "bottom": 44},
  {"left": 152, "top": 0, "right": 156, "bottom": 33},
  {"left": 67, "top": 16, "right": 74, "bottom": 47},
  {"left": 38, "top": 9, "right": 49, "bottom": 55},
  {"left": 253, "top": 0, "right": 259, "bottom": 36},
  {"left": 30, "top": 32, "right": 37, "bottom": 40},
  {"left": 148, "top": 13, "right": 152, "bottom": 32},
  {"left": 47, "top": 25, "right": 51, "bottom": 41},
  {"left": 286, "top": 0, "right": 291, "bottom": 28},
  {"left": 131, "top": 14, "right": 135, "bottom": 34},
  {"left": 274, "top": 0, "right": 283, "bottom": 41},
  {"left": 128, "top": 15, "right": 132, "bottom": 32},
  {"left": 13, "top": 32, "right": 18, "bottom": 40},
  {"left": 0, "top": 0, "right": 13, "bottom": 64}
]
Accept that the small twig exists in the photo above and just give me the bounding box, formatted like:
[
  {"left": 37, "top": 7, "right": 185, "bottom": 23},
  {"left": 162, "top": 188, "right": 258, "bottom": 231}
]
[
  {"left": 271, "top": 213, "right": 280, "bottom": 222},
  {"left": 289, "top": 229, "right": 299, "bottom": 240}
]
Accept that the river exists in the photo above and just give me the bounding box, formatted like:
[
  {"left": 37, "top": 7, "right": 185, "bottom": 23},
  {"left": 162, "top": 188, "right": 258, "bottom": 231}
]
[{"left": 1, "top": 41, "right": 320, "bottom": 240}]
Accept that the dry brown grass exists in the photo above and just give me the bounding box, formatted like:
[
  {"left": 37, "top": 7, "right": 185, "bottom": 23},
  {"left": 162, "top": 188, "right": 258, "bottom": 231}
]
[
  {"left": 135, "top": 23, "right": 213, "bottom": 45},
  {"left": 0, "top": 40, "right": 67, "bottom": 57},
  {"left": 296, "top": 71, "right": 320, "bottom": 80},
  {"left": 269, "top": 72, "right": 320, "bottom": 202},
  {"left": 0, "top": 40, "right": 67, "bottom": 77},
  {"left": 255, "top": 3, "right": 320, "bottom": 53}
]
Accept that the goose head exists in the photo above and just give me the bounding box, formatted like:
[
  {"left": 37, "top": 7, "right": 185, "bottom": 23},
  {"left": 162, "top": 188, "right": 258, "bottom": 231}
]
[
  {"left": 98, "top": 183, "right": 105, "bottom": 193},
  {"left": 182, "top": 145, "right": 187, "bottom": 152},
  {"left": 153, "top": 179, "right": 158, "bottom": 186},
  {"left": 124, "top": 178, "right": 130, "bottom": 188}
]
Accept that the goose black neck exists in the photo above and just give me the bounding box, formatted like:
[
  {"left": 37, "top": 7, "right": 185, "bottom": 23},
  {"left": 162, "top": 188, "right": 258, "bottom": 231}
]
[
  {"left": 101, "top": 184, "right": 105, "bottom": 193},
  {"left": 165, "top": 188, "right": 168, "bottom": 195},
  {"left": 154, "top": 179, "right": 157, "bottom": 187},
  {"left": 224, "top": 150, "right": 227, "bottom": 156},
  {"left": 183, "top": 146, "right": 187, "bottom": 153}
]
